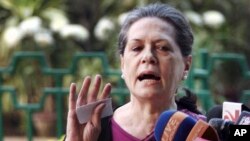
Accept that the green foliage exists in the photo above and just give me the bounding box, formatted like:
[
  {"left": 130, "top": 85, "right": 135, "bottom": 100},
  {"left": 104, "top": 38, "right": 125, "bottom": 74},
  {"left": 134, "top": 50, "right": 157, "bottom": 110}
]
[{"left": 0, "top": 0, "right": 63, "bottom": 18}]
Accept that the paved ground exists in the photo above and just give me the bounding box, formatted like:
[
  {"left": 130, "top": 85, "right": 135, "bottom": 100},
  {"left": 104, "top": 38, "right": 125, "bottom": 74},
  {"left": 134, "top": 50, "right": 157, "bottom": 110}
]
[{"left": 4, "top": 137, "right": 57, "bottom": 141}]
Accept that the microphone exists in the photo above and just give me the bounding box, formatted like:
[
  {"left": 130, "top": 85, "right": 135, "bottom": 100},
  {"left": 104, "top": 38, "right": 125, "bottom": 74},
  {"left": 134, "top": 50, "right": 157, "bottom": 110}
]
[
  {"left": 154, "top": 110, "right": 196, "bottom": 141},
  {"left": 236, "top": 111, "right": 250, "bottom": 125},
  {"left": 206, "top": 105, "right": 222, "bottom": 122},
  {"left": 208, "top": 118, "right": 234, "bottom": 141},
  {"left": 222, "top": 102, "right": 250, "bottom": 122},
  {"left": 193, "top": 137, "right": 210, "bottom": 141},
  {"left": 154, "top": 110, "right": 219, "bottom": 141},
  {"left": 186, "top": 119, "right": 220, "bottom": 141},
  {"left": 206, "top": 103, "right": 250, "bottom": 140}
]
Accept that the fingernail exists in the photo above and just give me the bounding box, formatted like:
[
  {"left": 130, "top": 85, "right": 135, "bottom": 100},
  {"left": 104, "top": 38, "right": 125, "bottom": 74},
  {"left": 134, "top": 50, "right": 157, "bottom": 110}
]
[{"left": 96, "top": 74, "right": 102, "bottom": 79}]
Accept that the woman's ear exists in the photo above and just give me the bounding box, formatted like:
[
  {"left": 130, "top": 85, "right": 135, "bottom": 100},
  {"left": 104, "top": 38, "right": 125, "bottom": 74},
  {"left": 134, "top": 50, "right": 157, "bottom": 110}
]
[
  {"left": 182, "top": 55, "right": 192, "bottom": 80},
  {"left": 184, "top": 55, "right": 192, "bottom": 72}
]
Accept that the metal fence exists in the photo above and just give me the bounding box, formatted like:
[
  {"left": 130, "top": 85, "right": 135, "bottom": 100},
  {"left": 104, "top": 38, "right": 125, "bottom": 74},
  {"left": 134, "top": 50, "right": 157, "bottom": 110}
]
[{"left": 0, "top": 50, "right": 250, "bottom": 141}]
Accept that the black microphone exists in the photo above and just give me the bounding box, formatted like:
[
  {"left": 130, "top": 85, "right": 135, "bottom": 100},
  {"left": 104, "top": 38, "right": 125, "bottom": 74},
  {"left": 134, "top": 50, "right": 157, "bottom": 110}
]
[
  {"left": 207, "top": 103, "right": 250, "bottom": 141},
  {"left": 208, "top": 118, "right": 234, "bottom": 141},
  {"left": 206, "top": 105, "right": 222, "bottom": 122},
  {"left": 236, "top": 111, "right": 250, "bottom": 125}
]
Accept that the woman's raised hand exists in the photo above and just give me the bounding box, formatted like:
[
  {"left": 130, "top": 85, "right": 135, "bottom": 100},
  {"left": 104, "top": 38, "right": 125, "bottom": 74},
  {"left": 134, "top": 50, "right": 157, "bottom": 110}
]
[{"left": 65, "top": 74, "right": 112, "bottom": 141}]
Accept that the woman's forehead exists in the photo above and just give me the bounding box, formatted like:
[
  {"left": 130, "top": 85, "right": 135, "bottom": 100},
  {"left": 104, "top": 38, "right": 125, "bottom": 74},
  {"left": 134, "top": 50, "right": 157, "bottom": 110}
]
[{"left": 127, "top": 17, "right": 176, "bottom": 41}]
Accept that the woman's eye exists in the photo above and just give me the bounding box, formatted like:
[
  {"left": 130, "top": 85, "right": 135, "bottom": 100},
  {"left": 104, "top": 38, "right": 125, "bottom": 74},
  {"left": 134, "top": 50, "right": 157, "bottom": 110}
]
[
  {"left": 132, "top": 46, "right": 143, "bottom": 52},
  {"left": 157, "top": 46, "right": 170, "bottom": 52}
]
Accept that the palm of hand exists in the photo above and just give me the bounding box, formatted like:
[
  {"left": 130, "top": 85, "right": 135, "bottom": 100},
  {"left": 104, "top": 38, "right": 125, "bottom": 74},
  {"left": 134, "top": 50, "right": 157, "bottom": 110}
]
[{"left": 65, "top": 75, "right": 111, "bottom": 141}]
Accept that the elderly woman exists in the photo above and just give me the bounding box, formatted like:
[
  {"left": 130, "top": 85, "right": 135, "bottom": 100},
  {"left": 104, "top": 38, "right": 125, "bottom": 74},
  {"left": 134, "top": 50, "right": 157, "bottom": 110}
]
[{"left": 65, "top": 3, "right": 205, "bottom": 141}]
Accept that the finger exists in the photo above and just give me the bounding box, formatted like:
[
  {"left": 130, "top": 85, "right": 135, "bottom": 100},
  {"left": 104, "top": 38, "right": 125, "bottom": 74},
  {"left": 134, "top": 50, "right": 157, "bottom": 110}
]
[
  {"left": 87, "top": 75, "right": 101, "bottom": 103},
  {"left": 69, "top": 83, "right": 76, "bottom": 110},
  {"left": 67, "top": 83, "right": 80, "bottom": 138},
  {"left": 76, "top": 76, "right": 91, "bottom": 107},
  {"left": 91, "top": 103, "right": 106, "bottom": 127},
  {"left": 99, "top": 83, "right": 112, "bottom": 100}
]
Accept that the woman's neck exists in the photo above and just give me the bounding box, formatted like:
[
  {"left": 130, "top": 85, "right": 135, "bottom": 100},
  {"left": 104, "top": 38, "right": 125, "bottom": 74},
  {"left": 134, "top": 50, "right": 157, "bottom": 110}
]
[
  {"left": 113, "top": 95, "right": 177, "bottom": 139},
  {"left": 129, "top": 95, "right": 177, "bottom": 114}
]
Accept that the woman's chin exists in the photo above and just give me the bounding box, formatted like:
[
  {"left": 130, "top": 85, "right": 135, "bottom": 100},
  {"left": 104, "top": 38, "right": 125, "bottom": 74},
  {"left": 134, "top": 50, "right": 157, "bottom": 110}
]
[{"left": 133, "top": 89, "right": 163, "bottom": 99}]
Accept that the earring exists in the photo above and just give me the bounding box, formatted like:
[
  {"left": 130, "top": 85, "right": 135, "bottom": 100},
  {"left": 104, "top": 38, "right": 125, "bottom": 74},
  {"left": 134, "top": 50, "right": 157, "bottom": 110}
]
[
  {"left": 183, "top": 74, "right": 188, "bottom": 80},
  {"left": 121, "top": 74, "right": 124, "bottom": 79},
  {"left": 183, "top": 71, "right": 188, "bottom": 80}
]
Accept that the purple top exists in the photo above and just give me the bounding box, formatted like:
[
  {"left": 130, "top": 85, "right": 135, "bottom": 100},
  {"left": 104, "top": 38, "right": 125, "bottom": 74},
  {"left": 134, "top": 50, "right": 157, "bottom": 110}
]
[
  {"left": 110, "top": 109, "right": 206, "bottom": 141},
  {"left": 111, "top": 118, "right": 156, "bottom": 141}
]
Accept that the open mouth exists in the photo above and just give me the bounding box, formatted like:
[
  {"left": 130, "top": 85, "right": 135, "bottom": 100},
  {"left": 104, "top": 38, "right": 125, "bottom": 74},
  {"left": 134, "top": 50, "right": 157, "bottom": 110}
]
[{"left": 138, "top": 73, "right": 161, "bottom": 81}]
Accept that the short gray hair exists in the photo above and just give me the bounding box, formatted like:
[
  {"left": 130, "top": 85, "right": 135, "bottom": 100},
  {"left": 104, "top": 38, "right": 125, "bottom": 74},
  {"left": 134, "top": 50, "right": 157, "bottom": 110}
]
[{"left": 118, "top": 3, "right": 193, "bottom": 57}]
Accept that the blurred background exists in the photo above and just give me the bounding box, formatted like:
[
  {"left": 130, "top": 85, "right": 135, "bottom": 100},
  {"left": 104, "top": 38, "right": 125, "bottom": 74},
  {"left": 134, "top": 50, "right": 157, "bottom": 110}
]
[{"left": 0, "top": 0, "right": 250, "bottom": 140}]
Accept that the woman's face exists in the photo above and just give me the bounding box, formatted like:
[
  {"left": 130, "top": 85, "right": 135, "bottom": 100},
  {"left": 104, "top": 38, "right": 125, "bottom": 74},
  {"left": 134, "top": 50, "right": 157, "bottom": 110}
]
[{"left": 120, "top": 17, "right": 191, "bottom": 101}]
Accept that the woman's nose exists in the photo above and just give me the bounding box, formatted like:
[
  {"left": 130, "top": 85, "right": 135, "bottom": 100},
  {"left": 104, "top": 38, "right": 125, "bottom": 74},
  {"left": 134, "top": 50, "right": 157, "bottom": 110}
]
[{"left": 141, "top": 49, "right": 157, "bottom": 64}]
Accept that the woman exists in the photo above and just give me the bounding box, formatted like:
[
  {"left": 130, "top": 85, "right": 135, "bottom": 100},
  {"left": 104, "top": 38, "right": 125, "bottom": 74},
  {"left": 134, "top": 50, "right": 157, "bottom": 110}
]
[{"left": 65, "top": 3, "right": 205, "bottom": 141}]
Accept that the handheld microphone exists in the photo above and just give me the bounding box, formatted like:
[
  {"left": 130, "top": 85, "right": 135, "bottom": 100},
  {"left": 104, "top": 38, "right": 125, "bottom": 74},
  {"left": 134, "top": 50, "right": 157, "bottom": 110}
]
[
  {"left": 154, "top": 110, "right": 196, "bottom": 141},
  {"left": 154, "top": 110, "right": 219, "bottom": 141},
  {"left": 206, "top": 105, "right": 222, "bottom": 122},
  {"left": 193, "top": 137, "right": 210, "bottom": 141},
  {"left": 186, "top": 119, "right": 219, "bottom": 141},
  {"left": 208, "top": 118, "right": 234, "bottom": 141},
  {"left": 207, "top": 103, "right": 250, "bottom": 140}
]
